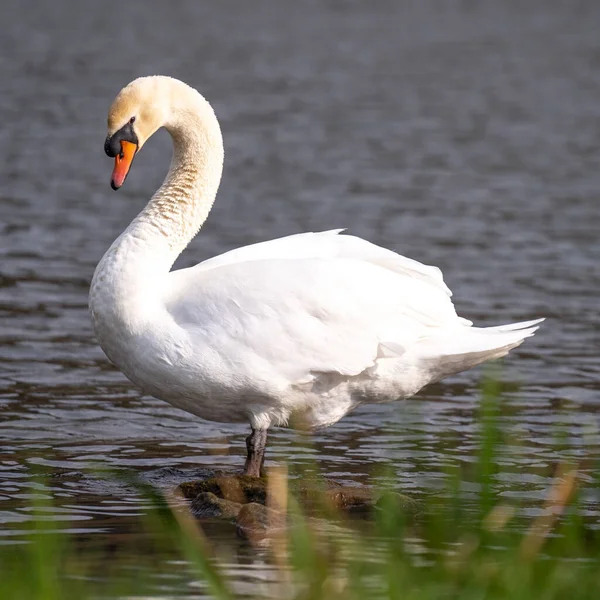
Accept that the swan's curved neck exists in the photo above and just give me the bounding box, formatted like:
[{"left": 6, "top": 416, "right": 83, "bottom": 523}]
[
  {"left": 90, "top": 89, "right": 224, "bottom": 334},
  {"left": 128, "top": 94, "right": 224, "bottom": 270}
]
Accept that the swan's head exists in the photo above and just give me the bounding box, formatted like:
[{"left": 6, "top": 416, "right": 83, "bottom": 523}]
[{"left": 104, "top": 77, "right": 170, "bottom": 190}]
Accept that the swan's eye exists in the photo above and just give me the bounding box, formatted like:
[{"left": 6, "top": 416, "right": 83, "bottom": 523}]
[{"left": 130, "top": 116, "right": 136, "bottom": 124}]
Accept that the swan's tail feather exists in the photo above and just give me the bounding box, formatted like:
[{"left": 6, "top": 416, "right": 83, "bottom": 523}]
[
  {"left": 417, "top": 318, "right": 544, "bottom": 382},
  {"left": 474, "top": 318, "right": 545, "bottom": 334}
]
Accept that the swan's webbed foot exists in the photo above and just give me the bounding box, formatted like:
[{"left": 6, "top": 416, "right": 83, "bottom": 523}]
[{"left": 243, "top": 428, "right": 267, "bottom": 477}]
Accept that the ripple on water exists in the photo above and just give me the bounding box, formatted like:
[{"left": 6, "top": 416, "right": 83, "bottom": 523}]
[{"left": 1, "top": 1, "right": 600, "bottom": 596}]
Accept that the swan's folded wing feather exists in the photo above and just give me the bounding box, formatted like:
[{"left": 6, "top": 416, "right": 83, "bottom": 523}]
[
  {"left": 166, "top": 255, "right": 462, "bottom": 387},
  {"left": 193, "top": 230, "right": 452, "bottom": 297}
]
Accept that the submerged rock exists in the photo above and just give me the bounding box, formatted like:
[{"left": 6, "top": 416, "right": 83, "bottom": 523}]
[
  {"left": 178, "top": 473, "right": 422, "bottom": 532},
  {"left": 191, "top": 492, "right": 242, "bottom": 519},
  {"left": 303, "top": 486, "right": 375, "bottom": 514},
  {"left": 374, "top": 491, "right": 423, "bottom": 516},
  {"left": 143, "top": 467, "right": 216, "bottom": 488},
  {"left": 236, "top": 502, "right": 286, "bottom": 540},
  {"left": 179, "top": 475, "right": 267, "bottom": 505},
  {"left": 178, "top": 475, "right": 375, "bottom": 511}
]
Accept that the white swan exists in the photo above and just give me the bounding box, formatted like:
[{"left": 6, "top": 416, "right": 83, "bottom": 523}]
[{"left": 90, "top": 76, "right": 543, "bottom": 476}]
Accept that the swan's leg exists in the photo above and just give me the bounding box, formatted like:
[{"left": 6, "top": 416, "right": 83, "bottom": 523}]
[{"left": 243, "top": 428, "right": 267, "bottom": 477}]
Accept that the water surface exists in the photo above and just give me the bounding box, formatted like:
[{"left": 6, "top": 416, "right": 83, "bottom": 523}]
[{"left": 1, "top": 0, "right": 600, "bottom": 596}]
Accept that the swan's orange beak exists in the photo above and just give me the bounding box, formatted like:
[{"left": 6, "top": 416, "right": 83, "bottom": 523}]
[{"left": 111, "top": 141, "right": 137, "bottom": 190}]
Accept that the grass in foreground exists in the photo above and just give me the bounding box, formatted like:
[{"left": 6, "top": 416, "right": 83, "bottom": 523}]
[{"left": 2, "top": 381, "right": 600, "bottom": 599}]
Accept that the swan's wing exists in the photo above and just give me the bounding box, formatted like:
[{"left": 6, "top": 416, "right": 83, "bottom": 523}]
[
  {"left": 166, "top": 252, "right": 463, "bottom": 387},
  {"left": 193, "top": 230, "right": 453, "bottom": 297}
]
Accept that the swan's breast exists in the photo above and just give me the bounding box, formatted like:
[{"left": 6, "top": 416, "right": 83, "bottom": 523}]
[{"left": 91, "top": 275, "right": 273, "bottom": 424}]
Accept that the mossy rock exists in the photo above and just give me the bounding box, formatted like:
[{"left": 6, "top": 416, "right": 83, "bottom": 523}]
[
  {"left": 236, "top": 502, "right": 286, "bottom": 540},
  {"left": 301, "top": 485, "right": 375, "bottom": 513},
  {"left": 179, "top": 475, "right": 267, "bottom": 505},
  {"left": 178, "top": 474, "right": 422, "bottom": 519},
  {"left": 191, "top": 492, "right": 243, "bottom": 519}
]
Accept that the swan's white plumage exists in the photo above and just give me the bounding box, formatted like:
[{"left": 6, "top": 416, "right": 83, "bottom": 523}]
[
  {"left": 194, "top": 229, "right": 452, "bottom": 296},
  {"left": 90, "top": 76, "right": 543, "bottom": 432}
]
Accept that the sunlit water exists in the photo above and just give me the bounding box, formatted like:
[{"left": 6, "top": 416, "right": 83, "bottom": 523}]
[{"left": 1, "top": 0, "right": 600, "bottom": 596}]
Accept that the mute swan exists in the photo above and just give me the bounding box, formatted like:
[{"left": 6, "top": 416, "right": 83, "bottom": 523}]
[{"left": 90, "top": 76, "right": 543, "bottom": 477}]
